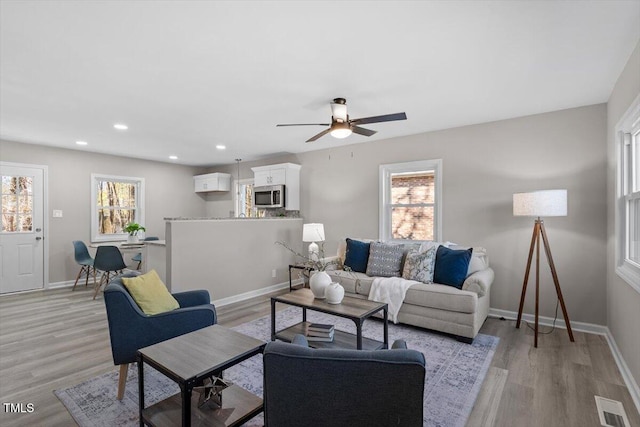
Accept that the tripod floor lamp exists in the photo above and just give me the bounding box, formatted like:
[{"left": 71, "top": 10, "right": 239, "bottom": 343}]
[{"left": 513, "top": 189, "right": 574, "bottom": 348}]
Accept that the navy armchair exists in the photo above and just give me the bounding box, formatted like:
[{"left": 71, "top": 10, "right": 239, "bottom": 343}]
[
  {"left": 103, "top": 272, "right": 217, "bottom": 399},
  {"left": 263, "top": 335, "right": 426, "bottom": 427}
]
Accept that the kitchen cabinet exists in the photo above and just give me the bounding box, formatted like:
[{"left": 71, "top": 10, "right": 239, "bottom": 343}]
[
  {"left": 193, "top": 173, "right": 231, "bottom": 192},
  {"left": 254, "top": 168, "right": 286, "bottom": 187},
  {"left": 252, "top": 163, "right": 301, "bottom": 210}
]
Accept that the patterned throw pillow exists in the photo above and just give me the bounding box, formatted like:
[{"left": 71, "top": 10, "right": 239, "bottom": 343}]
[
  {"left": 366, "top": 242, "right": 404, "bottom": 277},
  {"left": 402, "top": 246, "right": 437, "bottom": 283}
]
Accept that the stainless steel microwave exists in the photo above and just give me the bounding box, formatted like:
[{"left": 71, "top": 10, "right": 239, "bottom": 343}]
[{"left": 254, "top": 185, "right": 285, "bottom": 208}]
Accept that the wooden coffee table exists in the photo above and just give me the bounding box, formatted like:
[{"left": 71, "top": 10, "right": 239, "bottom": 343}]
[
  {"left": 271, "top": 289, "right": 388, "bottom": 350},
  {"left": 137, "top": 325, "right": 266, "bottom": 427}
]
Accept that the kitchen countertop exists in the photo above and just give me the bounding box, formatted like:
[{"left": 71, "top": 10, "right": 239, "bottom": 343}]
[{"left": 164, "top": 217, "right": 302, "bottom": 221}]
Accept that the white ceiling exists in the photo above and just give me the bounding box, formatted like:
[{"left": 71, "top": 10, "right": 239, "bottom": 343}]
[{"left": 1, "top": 1, "right": 639, "bottom": 167}]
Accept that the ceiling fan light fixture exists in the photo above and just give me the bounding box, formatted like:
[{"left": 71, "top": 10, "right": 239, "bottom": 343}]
[
  {"left": 330, "top": 122, "right": 352, "bottom": 139},
  {"left": 330, "top": 100, "right": 348, "bottom": 122}
]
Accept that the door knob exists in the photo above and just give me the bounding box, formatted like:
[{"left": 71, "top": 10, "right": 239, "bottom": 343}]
[{"left": 35, "top": 237, "right": 42, "bottom": 240}]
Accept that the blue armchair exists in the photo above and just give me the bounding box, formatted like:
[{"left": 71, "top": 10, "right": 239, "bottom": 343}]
[
  {"left": 103, "top": 272, "right": 217, "bottom": 399},
  {"left": 263, "top": 335, "right": 426, "bottom": 427}
]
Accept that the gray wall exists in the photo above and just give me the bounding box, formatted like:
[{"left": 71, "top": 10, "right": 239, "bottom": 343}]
[
  {"left": 0, "top": 140, "right": 207, "bottom": 283},
  {"left": 607, "top": 41, "right": 640, "bottom": 386},
  {"left": 207, "top": 104, "right": 608, "bottom": 326},
  {"left": 166, "top": 218, "right": 302, "bottom": 299}
]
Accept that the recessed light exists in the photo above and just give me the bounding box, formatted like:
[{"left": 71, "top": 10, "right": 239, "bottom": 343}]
[
  {"left": 113, "top": 123, "right": 128, "bottom": 130},
  {"left": 169, "top": 155, "right": 178, "bottom": 160},
  {"left": 216, "top": 145, "right": 226, "bottom": 150},
  {"left": 75, "top": 140, "right": 88, "bottom": 146}
]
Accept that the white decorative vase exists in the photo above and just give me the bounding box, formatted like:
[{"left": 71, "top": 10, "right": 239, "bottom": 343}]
[
  {"left": 127, "top": 235, "right": 139, "bottom": 243},
  {"left": 310, "top": 271, "right": 331, "bottom": 299},
  {"left": 325, "top": 282, "right": 345, "bottom": 305}
]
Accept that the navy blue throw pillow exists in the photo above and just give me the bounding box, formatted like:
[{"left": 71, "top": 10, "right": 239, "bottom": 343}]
[
  {"left": 344, "top": 238, "right": 371, "bottom": 273},
  {"left": 433, "top": 246, "right": 472, "bottom": 289}
]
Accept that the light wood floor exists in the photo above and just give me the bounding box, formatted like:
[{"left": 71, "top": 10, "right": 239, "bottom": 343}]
[{"left": 0, "top": 285, "right": 638, "bottom": 427}]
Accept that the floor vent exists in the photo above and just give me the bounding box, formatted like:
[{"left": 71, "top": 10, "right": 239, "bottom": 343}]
[{"left": 595, "top": 395, "right": 630, "bottom": 427}]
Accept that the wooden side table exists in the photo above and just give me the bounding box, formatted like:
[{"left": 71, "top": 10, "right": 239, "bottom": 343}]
[
  {"left": 137, "top": 325, "right": 266, "bottom": 426},
  {"left": 288, "top": 264, "right": 314, "bottom": 291}
]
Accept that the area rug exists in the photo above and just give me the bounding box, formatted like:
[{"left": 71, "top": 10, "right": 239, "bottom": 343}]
[{"left": 55, "top": 306, "right": 498, "bottom": 427}]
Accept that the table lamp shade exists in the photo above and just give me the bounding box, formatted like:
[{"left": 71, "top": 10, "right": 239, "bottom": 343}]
[
  {"left": 513, "top": 189, "right": 567, "bottom": 217},
  {"left": 303, "top": 223, "right": 325, "bottom": 242}
]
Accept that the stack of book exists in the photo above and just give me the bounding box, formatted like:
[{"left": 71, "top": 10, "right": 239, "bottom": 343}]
[{"left": 305, "top": 323, "right": 335, "bottom": 342}]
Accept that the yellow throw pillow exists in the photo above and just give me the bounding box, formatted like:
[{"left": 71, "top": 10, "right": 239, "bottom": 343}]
[{"left": 121, "top": 270, "right": 180, "bottom": 315}]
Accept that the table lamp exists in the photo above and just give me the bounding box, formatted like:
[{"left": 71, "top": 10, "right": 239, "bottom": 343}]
[
  {"left": 513, "top": 189, "right": 574, "bottom": 347},
  {"left": 303, "top": 223, "right": 325, "bottom": 261}
]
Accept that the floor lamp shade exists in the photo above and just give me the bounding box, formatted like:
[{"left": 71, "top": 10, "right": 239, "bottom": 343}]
[{"left": 513, "top": 189, "right": 567, "bottom": 217}]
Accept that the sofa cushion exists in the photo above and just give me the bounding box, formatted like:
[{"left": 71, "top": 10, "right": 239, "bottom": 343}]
[
  {"left": 344, "top": 238, "right": 371, "bottom": 273},
  {"left": 403, "top": 282, "right": 478, "bottom": 313},
  {"left": 402, "top": 246, "right": 437, "bottom": 283},
  {"left": 366, "top": 242, "right": 404, "bottom": 277},
  {"left": 434, "top": 246, "right": 473, "bottom": 289},
  {"left": 121, "top": 269, "right": 180, "bottom": 315}
]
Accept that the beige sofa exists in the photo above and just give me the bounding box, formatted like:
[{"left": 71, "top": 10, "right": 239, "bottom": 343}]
[{"left": 326, "top": 240, "right": 494, "bottom": 343}]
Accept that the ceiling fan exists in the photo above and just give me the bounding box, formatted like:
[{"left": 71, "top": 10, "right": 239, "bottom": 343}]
[{"left": 276, "top": 98, "right": 407, "bottom": 143}]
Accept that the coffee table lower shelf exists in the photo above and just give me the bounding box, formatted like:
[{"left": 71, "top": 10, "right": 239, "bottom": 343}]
[
  {"left": 275, "top": 321, "right": 385, "bottom": 350},
  {"left": 141, "top": 384, "right": 262, "bottom": 427}
]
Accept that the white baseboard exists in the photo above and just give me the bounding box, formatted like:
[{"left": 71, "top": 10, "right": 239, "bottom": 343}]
[
  {"left": 0, "top": 280, "right": 76, "bottom": 296},
  {"left": 488, "top": 308, "right": 609, "bottom": 335},
  {"left": 211, "top": 280, "right": 295, "bottom": 307},
  {"left": 603, "top": 328, "right": 640, "bottom": 415},
  {"left": 489, "top": 308, "right": 640, "bottom": 414},
  {"left": 47, "top": 280, "right": 76, "bottom": 289}
]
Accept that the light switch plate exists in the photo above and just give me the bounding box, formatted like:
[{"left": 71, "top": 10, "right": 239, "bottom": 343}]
[{"left": 52, "top": 210, "right": 63, "bottom": 218}]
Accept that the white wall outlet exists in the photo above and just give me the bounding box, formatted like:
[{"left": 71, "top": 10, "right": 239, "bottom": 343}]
[
  {"left": 52, "top": 210, "right": 63, "bottom": 218},
  {"left": 272, "top": 269, "right": 277, "bottom": 278}
]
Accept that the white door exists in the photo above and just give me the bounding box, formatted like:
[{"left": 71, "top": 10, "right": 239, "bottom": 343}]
[{"left": 0, "top": 163, "right": 45, "bottom": 293}]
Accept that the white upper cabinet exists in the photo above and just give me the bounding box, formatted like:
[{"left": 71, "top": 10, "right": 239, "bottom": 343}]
[
  {"left": 254, "top": 168, "right": 286, "bottom": 186},
  {"left": 193, "top": 173, "right": 231, "bottom": 192},
  {"left": 252, "top": 163, "right": 301, "bottom": 210}
]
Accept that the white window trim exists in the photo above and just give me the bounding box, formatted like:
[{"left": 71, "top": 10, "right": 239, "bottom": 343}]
[
  {"left": 615, "top": 93, "right": 640, "bottom": 295},
  {"left": 379, "top": 159, "right": 442, "bottom": 242},
  {"left": 234, "top": 177, "right": 254, "bottom": 217},
  {"left": 91, "top": 173, "right": 145, "bottom": 243}
]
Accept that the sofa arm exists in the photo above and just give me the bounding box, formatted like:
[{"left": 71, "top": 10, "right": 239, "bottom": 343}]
[
  {"left": 291, "top": 334, "right": 309, "bottom": 347},
  {"left": 172, "top": 289, "right": 211, "bottom": 307},
  {"left": 391, "top": 339, "right": 407, "bottom": 349},
  {"left": 319, "top": 255, "right": 342, "bottom": 271},
  {"left": 462, "top": 267, "right": 494, "bottom": 297}
]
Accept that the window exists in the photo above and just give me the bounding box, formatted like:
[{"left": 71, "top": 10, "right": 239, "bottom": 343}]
[
  {"left": 379, "top": 159, "right": 442, "bottom": 242},
  {"left": 234, "top": 178, "right": 255, "bottom": 217},
  {"left": 616, "top": 94, "right": 640, "bottom": 293},
  {"left": 91, "top": 174, "right": 145, "bottom": 242},
  {"left": 1, "top": 175, "right": 33, "bottom": 232}
]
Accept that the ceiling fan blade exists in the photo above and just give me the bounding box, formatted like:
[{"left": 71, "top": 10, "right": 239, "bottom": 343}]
[
  {"left": 350, "top": 112, "right": 407, "bottom": 125},
  {"left": 351, "top": 126, "right": 377, "bottom": 137},
  {"left": 306, "top": 128, "right": 332, "bottom": 143},
  {"left": 276, "top": 123, "right": 330, "bottom": 127}
]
